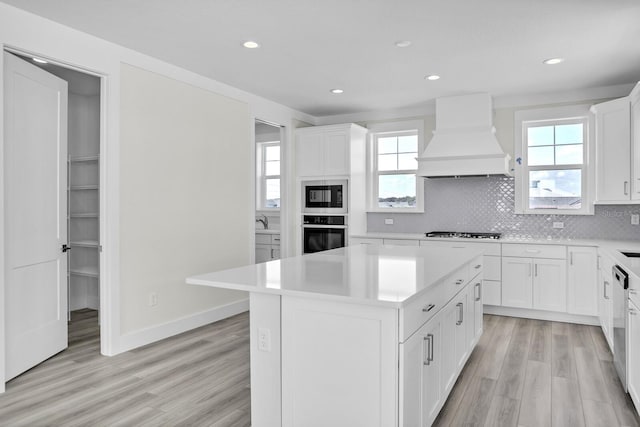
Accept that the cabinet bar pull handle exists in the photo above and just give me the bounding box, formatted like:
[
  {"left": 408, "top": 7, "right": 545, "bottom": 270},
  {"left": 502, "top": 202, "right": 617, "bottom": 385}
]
[
  {"left": 624, "top": 181, "right": 630, "bottom": 195},
  {"left": 474, "top": 264, "right": 481, "bottom": 269},
  {"left": 422, "top": 304, "right": 436, "bottom": 313},
  {"left": 604, "top": 281, "right": 609, "bottom": 300},
  {"left": 630, "top": 308, "right": 637, "bottom": 316},
  {"left": 534, "top": 264, "right": 538, "bottom": 277},
  {"left": 456, "top": 302, "right": 464, "bottom": 325},
  {"left": 570, "top": 252, "right": 573, "bottom": 265},
  {"left": 270, "top": 248, "right": 274, "bottom": 258},
  {"left": 528, "top": 264, "right": 532, "bottom": 277},
  {"left": 427, "top": 333, "right": 434, "bottom": 363},
  {"left": 455, "top": 279, "right": 464, "bottom": 285},
  {"left": 525, "top": 249, "right": 540, "bottom": 253},
  {"left": 423, "top": 335, "right": 431, "bottom": 365},
  {"left": 597, "top": 255, "right": 601, "bottom": 270},
  {"left": 475, "top": 282, "right": 482, "bottom": 302}
]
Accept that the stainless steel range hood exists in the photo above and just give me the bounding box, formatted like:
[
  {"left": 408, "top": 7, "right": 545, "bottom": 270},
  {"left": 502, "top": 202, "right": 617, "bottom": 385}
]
[{"left": 417, "top": 93, "right": 512, "bottom": 178}]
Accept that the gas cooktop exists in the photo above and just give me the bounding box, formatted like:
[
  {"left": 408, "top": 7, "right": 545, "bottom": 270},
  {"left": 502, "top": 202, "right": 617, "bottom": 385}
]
[{"left": 425, "top": 231, "right": 502, "bottom": 240}]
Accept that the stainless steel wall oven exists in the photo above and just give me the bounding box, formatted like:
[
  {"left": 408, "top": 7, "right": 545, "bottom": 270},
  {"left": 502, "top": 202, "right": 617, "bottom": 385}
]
[{"left": 302, "top": 215, "right": 347, "bottom": 254}]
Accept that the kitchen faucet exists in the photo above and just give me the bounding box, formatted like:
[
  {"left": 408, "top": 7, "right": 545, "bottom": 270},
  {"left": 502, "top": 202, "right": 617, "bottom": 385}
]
[{"left": 256, "top": 214, "right": 269, "bottom": 230}]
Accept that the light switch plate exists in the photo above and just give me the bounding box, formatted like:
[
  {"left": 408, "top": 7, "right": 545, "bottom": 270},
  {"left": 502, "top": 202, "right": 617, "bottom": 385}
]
[
  {"left": 552, "top": 222, "right": 564, "bottom": 229},
  {"left": 384, "top": 218, "right": 394, "bottom": 225}
]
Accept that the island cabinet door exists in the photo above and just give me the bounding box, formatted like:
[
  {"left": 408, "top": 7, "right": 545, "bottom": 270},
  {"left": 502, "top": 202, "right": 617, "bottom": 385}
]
[
  {"left": 400, "top": 317, "right": 442, "bottom": 427},
  {"left": 472, "top": 280, "right": 483, "bottom": 342},
  {"left": 441, "top": 290, "right": 469, "bottom": 393}
]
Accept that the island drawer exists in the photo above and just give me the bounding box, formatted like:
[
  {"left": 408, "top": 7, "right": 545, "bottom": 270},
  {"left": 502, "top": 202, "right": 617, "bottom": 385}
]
[
  {"left": 468, "top": 256, "right": 483, "bottom": 280},
  {"left": 400, "top": 266, "right": 468, "bottom": 342},
  {"left": 502, "top": 243, "right": 566, "bottom": 259}
]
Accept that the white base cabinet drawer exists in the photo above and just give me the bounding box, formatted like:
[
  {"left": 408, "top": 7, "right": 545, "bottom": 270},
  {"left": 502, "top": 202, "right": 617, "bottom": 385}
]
[
  {"left": 349, "top": 237, "right": 382, "bottom": 246},
  {"left": 502, "top": 243, "right": 566, "bottom": 259},
  {"left": 384, "top": 238, "right": 420, "bottom": 246}
]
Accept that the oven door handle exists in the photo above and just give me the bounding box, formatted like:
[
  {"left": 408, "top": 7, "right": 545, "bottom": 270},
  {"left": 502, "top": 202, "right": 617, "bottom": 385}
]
[{"left": 302, "top": 225, "right": 348, "bottom": 229}]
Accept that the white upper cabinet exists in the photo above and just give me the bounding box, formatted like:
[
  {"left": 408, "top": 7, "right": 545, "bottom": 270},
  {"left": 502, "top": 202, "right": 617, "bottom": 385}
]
[
  {"left": 592, "top": 95, "right": 633, "bottom": 203},
  {"left": 295, "top": 123, "right": 367, "bottom": 178}
]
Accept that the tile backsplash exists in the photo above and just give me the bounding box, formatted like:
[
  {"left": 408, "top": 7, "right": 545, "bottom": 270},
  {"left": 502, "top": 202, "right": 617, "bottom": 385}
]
[{"left": 367, "top": 176, "right": 640, "bottom": 240}]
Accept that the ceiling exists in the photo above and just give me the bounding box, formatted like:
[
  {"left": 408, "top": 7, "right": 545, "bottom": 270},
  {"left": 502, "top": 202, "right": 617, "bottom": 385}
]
[{"left": 4, "top": 0, "right": 640, "bottom": 117}]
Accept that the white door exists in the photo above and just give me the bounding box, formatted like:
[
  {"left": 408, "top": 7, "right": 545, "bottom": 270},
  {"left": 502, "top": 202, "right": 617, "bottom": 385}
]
[{"left": 4, "top": 52, "right": 68, "bottom": 381}]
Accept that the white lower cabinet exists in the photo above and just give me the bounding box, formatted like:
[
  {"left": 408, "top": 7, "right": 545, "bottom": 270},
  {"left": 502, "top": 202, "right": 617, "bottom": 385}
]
[
  {"left": 400, "top": 279, "right": 481, "bottom": 426},
  {"left": 598, "top": 252, "right": 615, "bottom": 350},
  {"left": 567, "top": 246, "right": 598, "bottom": 316},
  {"left": 472, "top": 280, "right": 483, "bottom": 340},
  {"left": 629, "top": 299, "right": 640, "bottom": 410},
  {"left": 401, "top": 317, "right": 442, "bottom": 426},
  {"left": 502, "top": 256, "right": 567, "bottom": 312},
  {"left": 255, "top": 233, "right": 280, "bottom": 263}
]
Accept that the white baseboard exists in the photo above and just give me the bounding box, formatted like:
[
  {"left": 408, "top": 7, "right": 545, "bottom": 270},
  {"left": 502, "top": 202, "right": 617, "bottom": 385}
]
[
  {"left": 484, "top": 305, "right": 599, "bottom": 325},
  {"left": 117, "top": 298, "right": 249, "bottom": 354}
]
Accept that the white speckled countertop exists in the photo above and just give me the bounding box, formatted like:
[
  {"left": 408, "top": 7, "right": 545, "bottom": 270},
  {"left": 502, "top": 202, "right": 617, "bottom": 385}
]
[{"left": 187, "top": 244, "right": 482, "bottom": 308}]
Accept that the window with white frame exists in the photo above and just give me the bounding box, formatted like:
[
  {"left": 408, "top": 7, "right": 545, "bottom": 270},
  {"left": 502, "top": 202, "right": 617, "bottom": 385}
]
[
  {"left": 515, "top": 105, "right": 593, "bottom": 215},
  {"left": 257, "top": 142, "right": 280, "bottom": 209},
  {"left": 368, "top": 121, "right": 424, "bottom": 212}
]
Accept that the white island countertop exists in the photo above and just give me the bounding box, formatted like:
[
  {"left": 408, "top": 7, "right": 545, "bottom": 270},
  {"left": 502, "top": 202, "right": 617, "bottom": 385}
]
[{"left": 187, "top": 244, "right": 482, "bottom": 308}]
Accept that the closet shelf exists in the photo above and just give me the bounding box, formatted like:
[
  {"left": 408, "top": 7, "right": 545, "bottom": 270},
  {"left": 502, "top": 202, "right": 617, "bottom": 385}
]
[
  {"left": 70, "top": 185, "right": 99, "bottom": 191},
  {"left": 69, "top": 266, "right": 99, "bottom": 278},
  {"left": 69, "top": 213, "right": 99, "bottom": 218},
  {"left": 69, "top": 155, "right": 99, "bottom": 163},
  {"left": 70, "top": 240, "right": 99, "bottom": 248}
]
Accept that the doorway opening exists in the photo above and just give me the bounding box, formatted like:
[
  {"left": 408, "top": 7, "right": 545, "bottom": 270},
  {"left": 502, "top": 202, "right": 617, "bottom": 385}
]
[
  {"left": 254, "top": 119, "right": 284, "bottom": 263},
  {"left": 3, "top": 50, "right": 103, "bottom": 382}
]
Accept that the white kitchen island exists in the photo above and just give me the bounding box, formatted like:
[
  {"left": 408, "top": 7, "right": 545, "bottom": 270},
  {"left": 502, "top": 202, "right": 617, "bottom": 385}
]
[{"left": 187, "top": 244, "right": 484, "bottom": 427}]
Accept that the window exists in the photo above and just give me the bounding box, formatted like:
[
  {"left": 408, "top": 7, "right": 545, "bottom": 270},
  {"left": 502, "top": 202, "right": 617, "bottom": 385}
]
[
  {"left": 515, "top": 105, "right": 593, "bottom": 215},
  {"left": 368, "top": 120, "right": 424, "bottom": 212},
  {"left": 257, "top": 142, "right": 280, "bottom": 209}
]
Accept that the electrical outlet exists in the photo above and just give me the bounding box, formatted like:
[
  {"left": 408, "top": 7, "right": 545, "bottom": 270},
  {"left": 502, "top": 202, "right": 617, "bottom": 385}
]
[
  {"left": 258, "top": 328, "right": 271, "bottom": 352},
  {"left": 148, "top": 292, "right": 158, "bottom": 307},
  {"left": 552, "top": 222, "right": 564, "bottom": 229},
  {"left": 632, "top": 214, "right": 640, "bottom": 225},
  {"left": 384, "top": 218, "right": 394, "bottom": 225}
]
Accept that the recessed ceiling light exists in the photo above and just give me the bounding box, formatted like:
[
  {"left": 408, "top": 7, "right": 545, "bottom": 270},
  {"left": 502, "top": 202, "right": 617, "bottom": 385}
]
[
  {"left": 330, "top": 89, "right": 344, "bottom": 94},
  {"left": 395, "top": 40, "right": 412, "bottom": 48},
  {"left": 243, "top": 41, "right": 260, "bottom": 49},
  {"left": 425, "top": 75, "right": 440, "bottom": 81},
  {"left": 543, "top": 57, "right": 564, "bottom": 65},
  {"left": 32, "top": 57, "right": 48, "bottom": 64}
]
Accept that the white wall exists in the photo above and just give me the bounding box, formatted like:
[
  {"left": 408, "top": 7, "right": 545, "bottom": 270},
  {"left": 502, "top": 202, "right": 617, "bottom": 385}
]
[
  {"left": 119, "top": 64, "right": 250, "bottom": 333},
  {"left": 0, "top": 2, "right": 315, "bottom": 388}
]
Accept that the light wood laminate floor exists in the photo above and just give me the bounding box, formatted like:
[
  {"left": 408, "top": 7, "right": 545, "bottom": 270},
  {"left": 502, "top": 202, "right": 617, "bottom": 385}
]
[
  {"left": 1, "top": 311, "right": 638, "bottom": 426},
  {"left": 434, "top": 315, "right": 640, "bottom": 427},
  {"left": 0, "top": 309, "right": 251, "bottom": 426}
]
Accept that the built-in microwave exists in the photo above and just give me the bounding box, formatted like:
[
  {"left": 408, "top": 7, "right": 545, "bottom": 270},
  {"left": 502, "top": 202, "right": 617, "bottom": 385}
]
[{"left": 302, "top": 180, "right": 348, "bottom": 213}]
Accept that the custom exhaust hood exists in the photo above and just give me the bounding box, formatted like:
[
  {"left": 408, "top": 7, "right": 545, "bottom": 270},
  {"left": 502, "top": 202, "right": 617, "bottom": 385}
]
[{"left": 417, "top": 93, "right": 512, "bottom": 178}]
